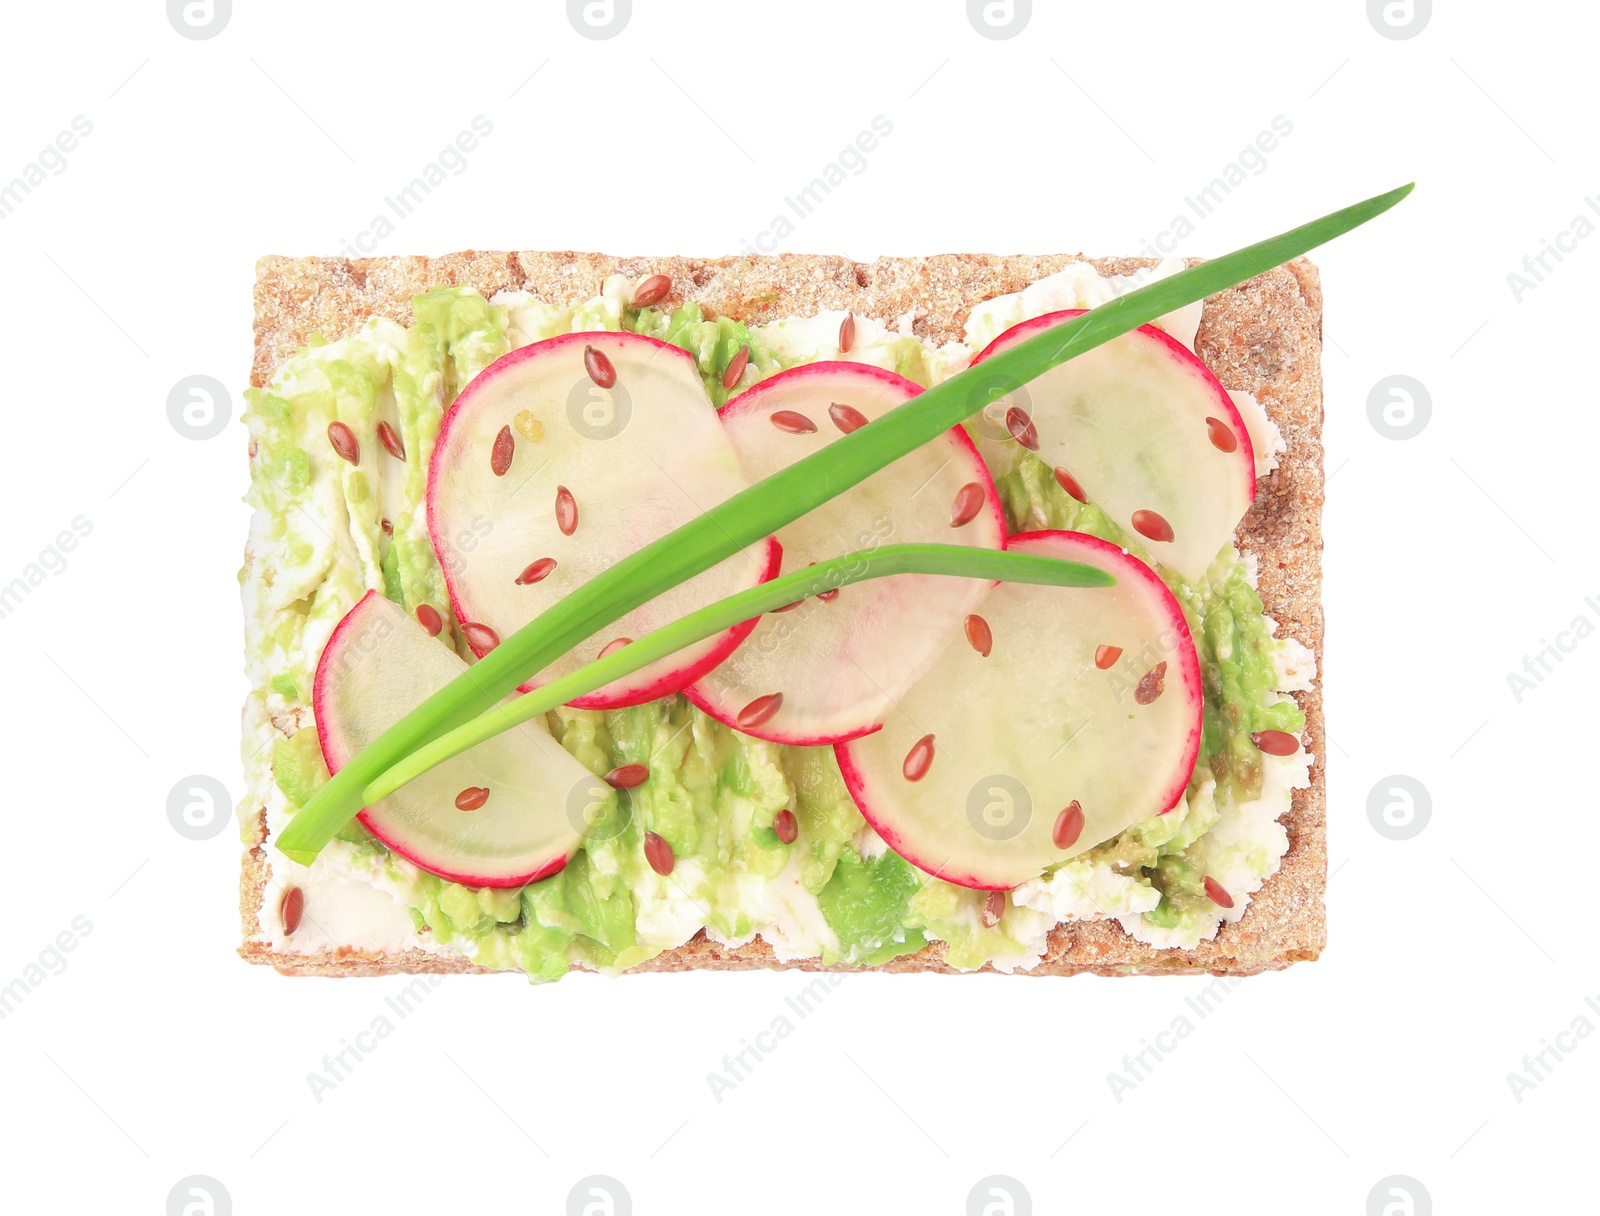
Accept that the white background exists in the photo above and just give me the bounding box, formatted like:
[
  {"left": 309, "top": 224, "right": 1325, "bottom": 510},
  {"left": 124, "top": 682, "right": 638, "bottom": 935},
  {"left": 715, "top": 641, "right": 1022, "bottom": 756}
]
[{"left": 0, "top": 1, "right": 1587, "bottom": 1212}]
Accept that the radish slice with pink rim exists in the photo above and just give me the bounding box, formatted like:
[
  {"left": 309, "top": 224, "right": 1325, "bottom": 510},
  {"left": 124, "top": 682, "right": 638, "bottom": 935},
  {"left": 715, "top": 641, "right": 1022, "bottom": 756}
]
[
  {"left": 685, "top": 362, "right": 1006, "bottom": 745},
  {"left": 968, "top": 310, "right": 1254, "bottom": 583},
  {"left": 834, "top": 531, "right": 1203, "bottom": 890},
  {"left": 314, "top": 592, "right": 606, "bottom": 888},
  {"left": 427, "top": 330, "right": 780, "bottom": 707}
]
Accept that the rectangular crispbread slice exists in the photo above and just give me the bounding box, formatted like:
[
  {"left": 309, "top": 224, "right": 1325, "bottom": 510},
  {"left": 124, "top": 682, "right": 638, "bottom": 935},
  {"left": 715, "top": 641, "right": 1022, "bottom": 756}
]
[{"left": 241, "top": 250, "right": 1325, "bottom": 978}]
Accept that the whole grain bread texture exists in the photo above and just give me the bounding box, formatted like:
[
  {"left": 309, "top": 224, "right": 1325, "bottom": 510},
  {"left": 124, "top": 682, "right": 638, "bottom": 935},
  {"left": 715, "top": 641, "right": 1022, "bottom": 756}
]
[{"left": 241, "top": 250, "right": 1325, "bottom": 979}]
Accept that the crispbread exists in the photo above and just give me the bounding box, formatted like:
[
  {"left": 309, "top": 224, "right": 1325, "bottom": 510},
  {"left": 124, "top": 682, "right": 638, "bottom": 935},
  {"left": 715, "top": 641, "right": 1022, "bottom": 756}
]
[{"left": 240, "top": 250, "right": 1325, "bottom": 978}]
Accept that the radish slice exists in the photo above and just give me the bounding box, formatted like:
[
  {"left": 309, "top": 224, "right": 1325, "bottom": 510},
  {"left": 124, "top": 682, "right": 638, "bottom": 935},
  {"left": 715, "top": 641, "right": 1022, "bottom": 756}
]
[
  {"left": 427, "top": 331, "right": 779, "bottom": 707},
  {"left": 314, "top": 592, "right": 604, "bottom": 888},
  {"left": 834, "top": 531, "right": 1203, "bottom": 890},
  {"left": 685, "top": 363, "right": 1005, "bottom": 744},
  {"left": 969, "top": 310, "right": 1255, "bottom": 582}
]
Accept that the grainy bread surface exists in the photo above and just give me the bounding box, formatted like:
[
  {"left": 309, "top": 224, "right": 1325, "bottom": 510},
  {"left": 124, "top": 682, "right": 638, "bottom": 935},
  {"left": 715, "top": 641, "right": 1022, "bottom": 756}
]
[{"left": 241, "top": 250, "right": 1325, "bottom": 979}]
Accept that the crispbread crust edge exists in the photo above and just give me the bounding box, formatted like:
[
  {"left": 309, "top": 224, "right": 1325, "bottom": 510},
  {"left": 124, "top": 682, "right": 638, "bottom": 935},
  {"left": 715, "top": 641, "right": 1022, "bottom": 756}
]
[{"left": 241, "top": 250, "right": 1325, "bottom": 979}]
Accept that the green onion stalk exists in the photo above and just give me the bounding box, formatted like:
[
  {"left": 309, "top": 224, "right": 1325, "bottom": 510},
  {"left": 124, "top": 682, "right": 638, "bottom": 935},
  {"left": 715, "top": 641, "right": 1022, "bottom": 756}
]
[
  {"left": 361, "top": 543, "right": 1114, "bottom": 803},
  {"left": 277, "top": 183, "right": 1414, "bottom": 864}
]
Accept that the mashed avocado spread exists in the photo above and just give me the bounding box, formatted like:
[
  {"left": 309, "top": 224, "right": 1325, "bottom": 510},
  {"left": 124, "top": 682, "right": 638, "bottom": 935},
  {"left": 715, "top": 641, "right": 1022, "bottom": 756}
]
[{"left": 241, "top": 264, "right": 1314, "bottom": 980}]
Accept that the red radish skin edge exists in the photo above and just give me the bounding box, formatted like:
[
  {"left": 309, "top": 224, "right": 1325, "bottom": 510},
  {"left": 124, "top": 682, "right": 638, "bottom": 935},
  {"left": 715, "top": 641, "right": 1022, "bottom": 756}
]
[
  {"left": 312, "top": 591, "right": 574, "bottom": 888},
  {"left": 968, "top": 308, "right": 1256, "bottom": 505},
  {"left": 833, "top": 530, "right": 1204, "bottom": 890},
  {"left": 428, "top": 330, "right": 781, "bottom": 710},
  {"left": 1023, "top": 531, "right": 1203, "bottom": 818},
  {"left": 682, "top": 683, "right": 885, "bottom": 747},
  {"left": 685, "top": 361, "right": 1007, "bottom": 746},
  {"left": 832, "top": 742, "right": 1012, "bottom": 890}
]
